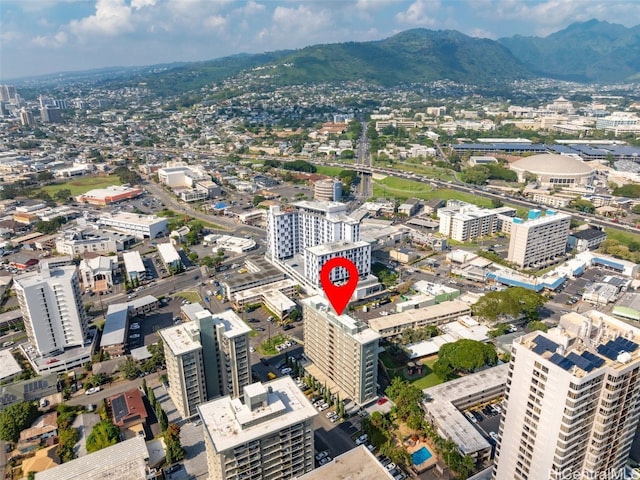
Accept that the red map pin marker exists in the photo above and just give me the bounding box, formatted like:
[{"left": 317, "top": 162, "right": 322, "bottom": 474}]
[{"left": 320, "top": 257, "right": 359, "bottom": 316}]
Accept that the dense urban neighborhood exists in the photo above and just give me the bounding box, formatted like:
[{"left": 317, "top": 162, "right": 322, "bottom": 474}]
[{"left": 2, "top": 22, "right": 640, "bottom": 480}]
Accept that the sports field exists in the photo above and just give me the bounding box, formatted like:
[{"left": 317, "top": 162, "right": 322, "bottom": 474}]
[{"left": 35, "top": 175, "right": 120, "bottom": 196}]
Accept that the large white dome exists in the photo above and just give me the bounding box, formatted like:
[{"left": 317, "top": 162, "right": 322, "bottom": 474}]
[{"left": 511, "top": 154, "right": 593, "bottom": 175}]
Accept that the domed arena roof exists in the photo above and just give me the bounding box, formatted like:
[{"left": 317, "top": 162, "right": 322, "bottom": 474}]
[{"left": 511, "top": 154, "right": 593, "bottom": 175}]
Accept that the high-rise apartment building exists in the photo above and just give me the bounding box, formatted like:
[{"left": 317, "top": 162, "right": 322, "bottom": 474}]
[
  {"left": 14, "top": 265, "right": 89, "bottom": 357},
  {"left": 19, "top": 108, "right": 35, "bottom": 127},
  {"left": 304, "top": 240, "right": 371, "bottom": 287},
  {"left": 40, "top": 106, "right": 62, "bottom": 123},
  {"left": 266, "top": 201, "right": 359, "bottom": 261},
  {"left": 266, "top": 201, "right": 380, "bottom": 297},
  {"left": 160, "top": 309, "right": 251, "bottom": 418},
  {"left": 438, "top": 204, "right": 498, "bottom": 242},
  {"left": 198, "top": 377, "right": 317, "bottom": 480},
  {"left": 302, "top": 295, "right": 380, "bottom": 405},
  {"left": 507, "top": 210, "right": 570, "bottom": 268},
  {"left": 493, "top": 311, "right": 640, "bottom": 480}
]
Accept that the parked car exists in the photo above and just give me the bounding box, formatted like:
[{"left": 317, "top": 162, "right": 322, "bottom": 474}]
[{"left": 85, "top": 386, "right": 101, "bottom": 395}]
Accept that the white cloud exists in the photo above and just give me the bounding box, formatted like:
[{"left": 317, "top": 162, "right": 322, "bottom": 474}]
[
  {"left": 204, "top": 15, "right": 227, "bottom": 30},
  {"left": 30, "top": 30, "right": 68, "bottom": 48},
  {"left": 467, "top": 0, "right": 640, "bottom": 36},
  {"left": 0, "top": 30, "right": 22, "bottom": 43},
  {"left": 239, "top": 0, "right": 266, "bottom": 15},
  {"left": 395, "top": 0, "right": 441, "bottom": 27},
  {"left": 68, "top": 0, "right": 134, "bottom": 36},
  {"left": 468, "top": 27, "right": 494, "bottom": 39},
  {"left": 131, "top": 0, "right": 157, "bottom": 9}
]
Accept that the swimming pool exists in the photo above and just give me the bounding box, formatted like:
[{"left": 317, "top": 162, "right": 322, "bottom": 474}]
[{"left": 412, "top": 446, "right": 433, "bottom": 465}]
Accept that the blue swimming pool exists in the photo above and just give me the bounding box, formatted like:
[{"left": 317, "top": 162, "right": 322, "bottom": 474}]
[{"left": 412, "top": 446, "right": 433, "bottom": 465}]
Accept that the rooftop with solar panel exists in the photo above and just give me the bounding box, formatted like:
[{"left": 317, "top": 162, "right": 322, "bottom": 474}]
[{"left": 519, "top": 310, "right": 640, "bottom": 376}]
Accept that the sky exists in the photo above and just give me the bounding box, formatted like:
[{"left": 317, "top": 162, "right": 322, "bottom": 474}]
[{"left": 1, "top": 0, "right": 639, "bottom": 81}]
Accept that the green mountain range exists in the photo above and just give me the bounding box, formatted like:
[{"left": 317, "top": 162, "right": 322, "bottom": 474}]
[
  {"left": 498, "top": 19, "right": 640, "bottom": 83},
  {"left": 255, "top": 29, "right": 532, "bottom": 87},
  {"left": 20, "top": 20, "right": 640, "bottom": 94}
]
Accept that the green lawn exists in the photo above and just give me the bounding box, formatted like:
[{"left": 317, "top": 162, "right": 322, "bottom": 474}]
[
  {"left": 259, "top": 334, "right": 288, "bottom": 355},
  {"left": 37, "top": 175, "right": 121, "bottom": 196},
  {"left": 373, "top": 176, "right": 494, "bottom": 208},
  {"left": 315, "top": 165, "right": 345, "bottom": 176},
  {"left": 409, "top": 358, "right": 445, "bottom": 389},
  {"left": 604, "top": 227, "right": 640, "bottom": 247},
  {"left": 175, "top": 290, "right": 202, "bottom": 304}
]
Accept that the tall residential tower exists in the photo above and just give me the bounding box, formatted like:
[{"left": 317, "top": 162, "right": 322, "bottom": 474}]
[
  {"left": 493, "top": 311, "right": 640, "bottom": 480},
  {"left": 160, "top": 309, "right": 251, "bottom": 418},
  {"left": 14, "top": 265, "right": 89, "bottom": 357},
  {"left": 302, "top": 295, "right": 380, "bottom": 405}
]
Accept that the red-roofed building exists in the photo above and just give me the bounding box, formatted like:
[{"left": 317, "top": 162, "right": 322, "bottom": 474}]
[{"left": 108, "top": 388, "right": 148, "bottom": 429}]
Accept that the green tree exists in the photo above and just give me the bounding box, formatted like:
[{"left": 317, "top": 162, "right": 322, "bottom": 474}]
[
  {"left": 86, "top": 420, "right": 120, "bottom": 453},
  {"left": 252, "top": 194, "right": 266, "bottom": 206},
  {"left": 158, "top": 405, "right": 169, "bottom": 432},
  {"left": 0, "top": 401, "right": 39, "bottom": 442},
  {"left": 141, "top": 379, "right": 148, "bottom": 397},
  {"left": 56, "top": 427, "right": 79, "bottom": 463},
  {"left": 527, "top": 320, "right": 549, "bottom": 332},
  {"left": 471, "top": 287, "right": 546, "bottom": 321},
  {"left": 54, "top": 188, "right": 73, "bottom": 203},
  {"left": 119, "top": 357, "right": 140, "bottom": 380},
  {"left": 148, "top": 387, "right": 156, "bottom": 406},
  {"left": 433, "top": 339, "right": 498, "bottom": 380},
  {"left": 36, "top": 171, "right": 54, "bottom": 182},
  {"left": 165, "top": 423, "right": 185, "bottom": 464}
]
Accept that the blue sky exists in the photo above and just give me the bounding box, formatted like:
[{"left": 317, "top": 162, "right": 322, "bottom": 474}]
[{"left": 1, "top": 0, "right": 639, "bottom": 81}]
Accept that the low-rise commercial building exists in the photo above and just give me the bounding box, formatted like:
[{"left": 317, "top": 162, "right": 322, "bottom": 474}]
[
  {"left": 76, "top": 185, "right": 143, "bottom": 206},
  {"left": 422, "top": 364, "right": 508, "bottom": 464},
  {"left": 122, "top": 251, "right": 146, "bottom": 283},
  {"left": 369, "top": 300, "right": 472, "bottom": 339},
  {"left": 98, "top": 212, "right": 167, "bottom": 239},
  {"left": 35, "top": 436, "right": 154, "bottom": 480},
  {"left": 156, "top": 243, "right": 182, "bottom": 271},
  {"left": 100, "top": 304, "right": 129, "bottom": 356}
]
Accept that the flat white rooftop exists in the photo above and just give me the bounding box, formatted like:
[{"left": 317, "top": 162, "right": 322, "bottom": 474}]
[
  {"left": 101, "top": 303, "right": 129, "bottom": 347},
  {"left": 369, "top": 299, "right": 471, "bottom": 333},
  {"left": 157, "top": 242, "right": 180, "bottom": 263},
  {"left": 303, "top": 295, "right": 381, "bottom": 344},
  {"left": 305, "top": 240, "right": 369, "bottom": 256},
  {"left": 159, "top": 322, "right": 202, "bottom": 357},
  {"left": 198, "top": 376, "right": 317, "bottom": 453},
  {"left": 295, "top": 445, "right": 393, "bottom": 480},
  {"left": 423, "top": 364, "right": 509, "bottom": 455},
  {"left": 122, "top": 251, "right": 145, "bottom": 273},
  {"left": 0, "top": 348, "right": 22, "bottom": 380},
  {"left": 99, "top": 212, "right": 166, "bottom": 226},
  {"left": 210, "top": 309, "right": 252, "bottom": 338}
]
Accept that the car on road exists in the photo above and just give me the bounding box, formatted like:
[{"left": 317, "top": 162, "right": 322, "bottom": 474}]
[
  {"left": 355, "top": 434, "right": 368, "bottom": 445},
  {"left": 255, "top": 327, "right": 265, "bottom": 332},
  {"left": 281, "top": 367, "right": 293, "bottom": 375},
  {"left": 376, "top": 397, "right": 388, "bottom": 405},
  {"left": 85, "top": 386, "right": 101, "bottom": 395},
  {"left": 130, "top": 323, "right": 140, "bottom": 330},
  {"left": 319, "top": 457, "right": 331, "bottom": 466},
  {"left": 129, "top": 334, "right": 141, "bottom": 339},
  {"left": 386, "top": 463, "right": 397, "bottom": 471}
]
